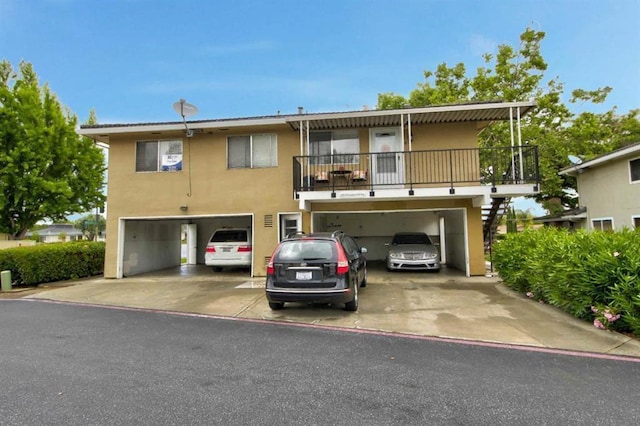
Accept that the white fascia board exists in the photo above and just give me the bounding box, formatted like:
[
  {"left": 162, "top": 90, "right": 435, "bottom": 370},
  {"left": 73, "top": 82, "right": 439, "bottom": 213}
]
[
  {"left": 78, "top": 117, "right": 290, "bottom": 137},
  {"left": 559, "top": 144, "right": 640, "bottom": 176}
]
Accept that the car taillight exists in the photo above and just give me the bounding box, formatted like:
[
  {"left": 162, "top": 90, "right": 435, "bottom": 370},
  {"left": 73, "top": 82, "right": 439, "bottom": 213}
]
[
  {"left": 237, "top": 245, "right": 252, "bottom": 252},
  {"left": 336, "top": 244, "right": 349, "bottom": 275},
  {"left": 206, "top": 246, "right": 216, "bottom": 253},
  {"left": 266, "top": 245, "right": 279, "bottom": 275}
]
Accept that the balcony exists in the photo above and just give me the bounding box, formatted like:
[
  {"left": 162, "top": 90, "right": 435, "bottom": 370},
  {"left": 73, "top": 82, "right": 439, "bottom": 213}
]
[{"left": 293, "top": 146, "right": 539, "bottom": 203}]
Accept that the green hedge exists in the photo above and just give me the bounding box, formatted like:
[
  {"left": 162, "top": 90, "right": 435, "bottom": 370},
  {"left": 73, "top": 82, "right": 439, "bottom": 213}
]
[
  {"left": 0, "top": 241, "right": 105, "bottom": 286},
  {"left": 493, "top": 227, "right": 640, "bottom": 335}
]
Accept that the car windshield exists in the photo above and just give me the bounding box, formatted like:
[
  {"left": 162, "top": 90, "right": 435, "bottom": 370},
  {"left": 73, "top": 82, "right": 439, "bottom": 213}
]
[
  {"left": 392, "top": 233, "right": 432, "bottom": 245},
  {"left": 210, "top": 230, "right": 247, "bottom": 243},
  {"left": 276, "top": 240, "right": 336, "bottom": 261}
]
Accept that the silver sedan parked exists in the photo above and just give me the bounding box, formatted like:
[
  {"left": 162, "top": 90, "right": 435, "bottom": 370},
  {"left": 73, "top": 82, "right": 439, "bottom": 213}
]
[{"left": 386, "top": 232, "right": 440, "bottom": 272}]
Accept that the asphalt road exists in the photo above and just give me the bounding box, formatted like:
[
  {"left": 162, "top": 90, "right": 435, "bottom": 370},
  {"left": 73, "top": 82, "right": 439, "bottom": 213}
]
[{"left": 1, "top": 300, "right": 638, "bottom": 425}]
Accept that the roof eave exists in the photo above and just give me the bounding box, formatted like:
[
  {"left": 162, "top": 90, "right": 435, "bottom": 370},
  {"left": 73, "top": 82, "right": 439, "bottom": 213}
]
[
  {"left": 78, "top": 100, "right": 537, "bottom": 143},
  {"left": 559, "top": 143, "right": 640, "bottom": 175},
  {"left": 289, "top": 100, "right": 536, "bottom": 123}
]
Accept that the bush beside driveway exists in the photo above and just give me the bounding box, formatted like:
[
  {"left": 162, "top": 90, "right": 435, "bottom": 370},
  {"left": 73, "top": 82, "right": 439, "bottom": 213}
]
[{"left": 493, "top": 228, "right": 640, "bottom": 336}]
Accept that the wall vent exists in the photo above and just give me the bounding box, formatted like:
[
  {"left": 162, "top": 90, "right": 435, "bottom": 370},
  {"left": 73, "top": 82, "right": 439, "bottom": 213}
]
[{"left": 264, "top": 214, "right": 274, "bottom": 227}]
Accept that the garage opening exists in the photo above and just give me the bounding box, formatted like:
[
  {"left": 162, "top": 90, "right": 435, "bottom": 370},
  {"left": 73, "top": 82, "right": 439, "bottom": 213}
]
[
  {"left": 311, "top": 209, "right": 468, "bottom": 275},
  {"left": 119, "top": 215, "right": 253, "bottom": 278}
]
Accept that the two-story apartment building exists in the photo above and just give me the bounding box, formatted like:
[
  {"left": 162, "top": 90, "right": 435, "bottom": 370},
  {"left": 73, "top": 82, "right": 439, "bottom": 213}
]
[
  {"left": 557, "top": 142, "right": 640, "bottom": 230},
  {"left": 79, "top": 101, "right": 540, "bottom": 278}
]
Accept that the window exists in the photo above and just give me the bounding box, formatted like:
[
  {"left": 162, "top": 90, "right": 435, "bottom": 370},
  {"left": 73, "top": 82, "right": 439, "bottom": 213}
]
[
  {"left": 592, "top": 218, "right": 614, "bottom": 231},
  {"left": 630, "top": 158, "right": 640, "bottom": 183},
  {"left": 228, "top": 134, "right": 277, "bottom": 168},
  {"left": 309, "top": 130, "right": 359, "bottom": 165},
  {"left": 136, "top": 140, "right": 182, "bottom": 172},
  {"left": 633, "top": 216, "right": 640, "bottom": 229}
]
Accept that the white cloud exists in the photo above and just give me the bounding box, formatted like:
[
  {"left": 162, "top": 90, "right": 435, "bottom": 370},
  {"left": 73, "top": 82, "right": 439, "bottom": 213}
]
[{"left": 469, "top": 34, "right": 498, "bottom": 57}]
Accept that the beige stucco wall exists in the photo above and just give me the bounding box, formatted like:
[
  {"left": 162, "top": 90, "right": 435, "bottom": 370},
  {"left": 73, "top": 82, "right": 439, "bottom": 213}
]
[
  {"left": 103, "top": 121, "right": 487, "bottom": 278},
  {"left": 577, "top": 156, "right": 640, "bottom": 230},
  {"left": 104, "top": 123, "right": 300, "bottom": 277}
]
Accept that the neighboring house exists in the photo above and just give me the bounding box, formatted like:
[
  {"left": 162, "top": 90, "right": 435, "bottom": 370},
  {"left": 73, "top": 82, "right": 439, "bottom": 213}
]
[
  {"left": 26, "top": 224, "right": 84, "bottom": 243},
  {"left": 78, "top": 101, "right": 540, "bottom": 278},
  {"left": 534, "top": 206, "right": 587, "bottom": 230},
  {"left": 557, "top": 142, "right": 640, "bottom": 231}
]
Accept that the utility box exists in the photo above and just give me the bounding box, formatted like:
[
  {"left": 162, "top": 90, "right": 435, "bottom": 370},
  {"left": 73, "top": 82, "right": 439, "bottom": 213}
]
[{"left": 1, "top": 270, "right": 11, "bottom": 291}]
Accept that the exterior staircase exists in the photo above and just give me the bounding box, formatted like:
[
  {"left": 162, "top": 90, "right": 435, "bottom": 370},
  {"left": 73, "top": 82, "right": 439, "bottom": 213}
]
[{"left": 482, "top": 197, "right": 511, "bottom": 248}]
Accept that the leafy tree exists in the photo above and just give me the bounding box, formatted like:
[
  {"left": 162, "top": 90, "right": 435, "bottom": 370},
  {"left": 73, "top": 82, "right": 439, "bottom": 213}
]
[
  {"left": 377, "top": 28, "right": 640, "bottom": 215},
  {"left": 73, "top": 213, "right": 106, "bottom": 242},
  {"left": 0, "top": 60, "right": 105, "bottom": 239}
]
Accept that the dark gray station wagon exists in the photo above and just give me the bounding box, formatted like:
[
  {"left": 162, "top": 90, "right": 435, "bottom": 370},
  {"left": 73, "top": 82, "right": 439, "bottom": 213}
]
[{"left": 265, "top": 231, "right": 367, "bottom": 312}]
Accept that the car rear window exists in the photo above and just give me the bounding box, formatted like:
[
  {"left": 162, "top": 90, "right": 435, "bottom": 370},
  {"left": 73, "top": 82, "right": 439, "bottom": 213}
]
[
  {"left": 210, "top": 230, "right": 248, "bottom": 243},
  {"left": 392, "top": 233, "right": 432, "bottom": 245},
  {"left": 275, "top": 240, "right": 336, "bottom": 262}
]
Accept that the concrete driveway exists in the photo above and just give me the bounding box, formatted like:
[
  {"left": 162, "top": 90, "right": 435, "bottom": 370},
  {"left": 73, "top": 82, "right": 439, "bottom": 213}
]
[{"left": 19, "top": 264, "right": 640, "bottom": 358}]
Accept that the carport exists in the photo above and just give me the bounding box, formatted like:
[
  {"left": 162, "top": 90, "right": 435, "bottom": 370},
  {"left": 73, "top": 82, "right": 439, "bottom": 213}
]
[
  {"left": 311, "top": 208, "right": 469, "bottom": 275},
  {"left": 117, "top": 214, "right": 253, "bottom": 278}
]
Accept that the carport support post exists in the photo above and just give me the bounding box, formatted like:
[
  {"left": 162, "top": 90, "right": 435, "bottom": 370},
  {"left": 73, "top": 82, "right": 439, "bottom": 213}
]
[{"left": 1, "top": 270, "right": 11, "bottom": 291}]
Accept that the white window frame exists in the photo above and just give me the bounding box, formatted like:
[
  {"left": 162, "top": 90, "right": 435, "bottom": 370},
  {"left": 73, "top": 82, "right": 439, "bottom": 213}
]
[
  {"left": 591, "top": 217, "right": 614, "bottom": 231},
  {"left": 135, "top": 139, "right": 183, "bottom": 173},
  {"left": 309, "top": 129, "right": 360, "bottom": 165},
  {"left": 227, "top": 134, "right": 277, "bottom": 169},
  {"left": 629, "top": 157, "right": 640, "bottom": 183},
  {"left": 278, "top": 212, "right": 302, "bottom": 241}
]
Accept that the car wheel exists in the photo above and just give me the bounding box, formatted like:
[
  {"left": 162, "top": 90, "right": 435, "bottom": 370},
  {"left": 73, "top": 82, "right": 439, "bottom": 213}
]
[
  {"left": 268, "top": 301, "right": 284, "bottom": 310},
  {"left": 344, "top": 281, "right": 359, "bottom": 312},
  {"left": 212, "top": 267, "right": 223, "bottom": 272},
  {"left": 361, "top": 268, "right": 367, "bottom": 288}
]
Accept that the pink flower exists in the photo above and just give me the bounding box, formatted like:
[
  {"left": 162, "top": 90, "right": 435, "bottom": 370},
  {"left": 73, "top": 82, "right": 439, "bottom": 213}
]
[
  {"left": 591, "top": 306, "right": 599, "bottom": 313},
  {"left": 593, "top": 319, "right": 606, "bottom": 330},
  {"left": 526, "top": 292, "right": 534, "bottom": 298},
  {"left": 604, "top": 312, "right": 614, "bottom": 321}
]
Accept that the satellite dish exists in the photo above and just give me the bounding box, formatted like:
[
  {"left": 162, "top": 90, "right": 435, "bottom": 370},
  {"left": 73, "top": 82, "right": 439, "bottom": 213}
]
[
  {"left": 173, "top": 99, "right": 199, "bottom": 118},
  {"left": 173, "top": 99, "right": 198, "bottom": 137},
  {"left": 568, "top": 155, "right": 583, "bottom": 166}
]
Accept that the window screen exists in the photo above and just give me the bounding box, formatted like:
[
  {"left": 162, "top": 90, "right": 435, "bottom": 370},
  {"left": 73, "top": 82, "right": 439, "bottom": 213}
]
[{"left": 228, "top": 134, "right": 277, "bottom": 168}]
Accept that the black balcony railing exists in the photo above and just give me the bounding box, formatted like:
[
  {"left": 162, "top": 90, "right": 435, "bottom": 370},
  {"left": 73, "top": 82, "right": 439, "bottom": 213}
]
[{"left": 293, "top": 146, "right": 539, "bottom": 195}]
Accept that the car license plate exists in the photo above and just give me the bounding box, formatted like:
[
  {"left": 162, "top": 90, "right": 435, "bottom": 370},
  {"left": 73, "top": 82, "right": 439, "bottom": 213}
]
[
  {"left": 222, "top": 247, "right": 231, "bottom": 252},
  {"left": 296, "top": 271, "right": 313, "bottom": 280}
]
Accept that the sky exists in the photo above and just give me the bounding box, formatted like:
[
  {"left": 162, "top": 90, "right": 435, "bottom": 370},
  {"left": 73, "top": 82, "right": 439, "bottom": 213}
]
[{"left": 2, "top": 0, "right": 639, "bottom": 215}]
